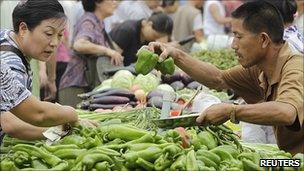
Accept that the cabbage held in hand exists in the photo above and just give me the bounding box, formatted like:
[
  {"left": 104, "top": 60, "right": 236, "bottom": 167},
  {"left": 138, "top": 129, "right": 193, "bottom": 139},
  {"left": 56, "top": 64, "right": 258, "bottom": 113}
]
[{"left": 111, "top": 70, "right": 135, "bottom": 90}]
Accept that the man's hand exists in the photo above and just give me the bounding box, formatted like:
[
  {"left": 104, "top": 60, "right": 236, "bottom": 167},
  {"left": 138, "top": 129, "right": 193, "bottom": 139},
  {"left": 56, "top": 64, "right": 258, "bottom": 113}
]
[
  {"left": 196, "top": 103, "right": 233, "bottom": 125},
  {"left": 146, "top": 42, "right": 181, "bottom": 63}
]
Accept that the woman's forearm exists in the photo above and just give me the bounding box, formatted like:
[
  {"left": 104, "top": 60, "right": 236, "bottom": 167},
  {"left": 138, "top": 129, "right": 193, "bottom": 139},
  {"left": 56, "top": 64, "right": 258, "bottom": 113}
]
[
  {"left": 1, "top": 112, "right": 47, "bottom": 140},
  {"left": 11, "top": 95, "right": 78, "bottom": 127},
  {"left": 73, "top": 39, "right": 111, "bottom": 56}
]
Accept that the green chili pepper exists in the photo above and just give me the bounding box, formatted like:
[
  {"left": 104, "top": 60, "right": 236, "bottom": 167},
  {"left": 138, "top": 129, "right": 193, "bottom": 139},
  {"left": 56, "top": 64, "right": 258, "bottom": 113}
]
[
  {"left": 95, "top": 147, "right": 121, "bottom": 156},
  {"left": 154, "top": 154, "right": 172, "bottom": 171},
  {"left": 210, "top": 147, "right": 234, "bottom": 161},
  {"left": 197, "top": 131, "right": 218, "bottom": 150},
  {"left": 43, "top": 144, "right": 79, "bottom": 153},
  {"left": 237, "top": 152, "right": 260, "bottom": 164},
  {"left": 196, "top": 149, "right": 221, "bottom": 165},
  {"left": 123, "top": 146, "right": 162, "bottom": 163},
  {"left": 196, "top": 155, "right": 218, "bottom": 169},
  {"left": 212, "top": 145, "right": 239, "bottom": 158},
  {"left": 163, "top": 144, "right": 183, "bottom": 159},
  {"left": 242, "top": 158, "right": 263, "bottom": 171},
  {"left": 135, "top": 49, "right": 159, "bottom": 75},
  {"left": 98, "top": 124, "right": 148, "bottom": 141},
  {"left": 82, "top": 153, "right": 113, "bottom": 170},
  {"left": 13, "top": 144, "right": 61, "bottom": 167},
  {"left": 53, "top": 149, "right": 86, "bottom": 159},
  {"left": 170, "top": 154, "right": 186, "bottom": 171},
  {"left": 136, "top": 158, "right": 154, "bottom": 171},
  {"left": 94, "top": 161, "right": 111, "bottom": 171},
  {"left": 50, "top": 161, "right": 68, "bottom": 171},
  {"left": 31, "top": 158, "right": 48, "bottom": 169},
  {"left": 60, "top": 134, "right": 86, "bottom": 146},
  {"left": 186, "top": 150, "right": 199, "bottom": 171},
  {"left": 1, "top": 159, "right": 18, "bottom": 171},
  {"left": 196, "top": 160, "right": 205, "bottom": 170},
  {"left": 13, "top": 151, "right": 31, "bottom": 167}
]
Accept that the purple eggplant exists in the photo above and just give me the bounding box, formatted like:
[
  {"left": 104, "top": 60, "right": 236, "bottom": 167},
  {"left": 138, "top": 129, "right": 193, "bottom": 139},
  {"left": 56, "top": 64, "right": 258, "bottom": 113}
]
[
  {"left": 77, "top": 101, "right": 90, "bottom": 110},
  {"left": 77, "top": 88, "right": 113, "bottom": 100},
  {"left": 91, "top": 89, "right": 135, "bottom": 100},
  {"left": 187, "top": 81, "right": 201, "bottom": 90},
  {"left": 147, "top": 96, "right": 163, "bottom": 109},
  {"left": 180, "top": 73, "right": 194, "bottom": 85},
  {"left": 89, "top": 104, "right": 125, "bottom": 111},
  {"left": 161, "top": 71, "right": 182, "bottom": 84},
  {"left": 90, "top": 96, "right": 130, "bottom": 104},
  {"left": 147, "top": 90, "right": 164, "bottom": 100},
  {"left": 170, "top": 81, "right": 185, "bottom": 91}
]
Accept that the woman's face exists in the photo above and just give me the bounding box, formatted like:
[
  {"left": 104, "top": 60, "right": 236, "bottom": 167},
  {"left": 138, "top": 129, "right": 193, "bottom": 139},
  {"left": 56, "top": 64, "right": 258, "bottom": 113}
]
[
  {"left": 97, "top": 0, "right": 118, "bottom": 18},
  {"left": 18, "top": 18, "right": 66, "bottom": 62},
  {"left": 142, "top": 21, "right": 167, "bottom": 42}
]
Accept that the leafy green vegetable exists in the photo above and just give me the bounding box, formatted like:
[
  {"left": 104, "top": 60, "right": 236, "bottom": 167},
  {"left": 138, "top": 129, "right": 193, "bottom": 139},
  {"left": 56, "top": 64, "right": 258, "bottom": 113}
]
[
  {"left": 133, "top": 73, "right": 160, "bottom": 93},
  {"left": 193, "top": 49, "right": 238, "bottom": 70},
  {"left": 111, "top": 70, "right": 134, "bottom": 90}
]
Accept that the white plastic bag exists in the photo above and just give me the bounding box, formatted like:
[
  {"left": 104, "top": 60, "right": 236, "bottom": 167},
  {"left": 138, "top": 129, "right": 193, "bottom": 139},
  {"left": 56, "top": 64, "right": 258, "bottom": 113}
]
[{"left": 191, "top": 92, "right": 221, "bottom": 113}]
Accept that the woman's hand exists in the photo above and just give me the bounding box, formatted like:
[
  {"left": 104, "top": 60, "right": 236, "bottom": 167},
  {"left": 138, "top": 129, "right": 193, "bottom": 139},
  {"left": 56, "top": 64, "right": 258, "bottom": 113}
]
[
  {"left": 76, "top": 118, "right": 100, "bottom": 128},
  {"left": 108, "top": 49, "right": 124, "bottom": 66},
  {"left": 43, "top": 80, "right": 57, "bottom": 102}
]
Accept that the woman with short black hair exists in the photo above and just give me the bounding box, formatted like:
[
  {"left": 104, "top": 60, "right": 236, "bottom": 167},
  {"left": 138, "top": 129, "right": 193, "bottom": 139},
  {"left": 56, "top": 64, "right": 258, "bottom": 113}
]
[{"left": 0, "top": 0, "right": 97, "bottom": 142}]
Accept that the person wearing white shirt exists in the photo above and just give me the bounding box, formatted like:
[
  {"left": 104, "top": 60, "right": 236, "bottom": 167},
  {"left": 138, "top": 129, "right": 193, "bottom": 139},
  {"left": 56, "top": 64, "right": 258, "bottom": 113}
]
[
  {"left": 203, "top": 0, "right": 231, "bottom": 37},
  {"left": 104, "top": 0, "right": 162, "bottom": 32}
]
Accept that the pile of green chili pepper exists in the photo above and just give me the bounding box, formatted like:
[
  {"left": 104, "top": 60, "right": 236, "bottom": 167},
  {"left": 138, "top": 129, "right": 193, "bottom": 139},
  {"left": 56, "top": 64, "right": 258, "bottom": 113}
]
[{"left": 1, "top": 121, "right": 302, "bottom": 171}]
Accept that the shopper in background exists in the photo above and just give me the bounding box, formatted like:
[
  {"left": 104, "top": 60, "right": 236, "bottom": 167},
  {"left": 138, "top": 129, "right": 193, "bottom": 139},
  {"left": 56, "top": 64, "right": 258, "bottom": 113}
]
[
  {"left": 145, "top": 1, "right": 303, "bottom": 155},
  {"left": 203, "top": 0, "right": 231, "bottom": 37},
  {"left": 110, "top": 12, "right": 173, "bottom": 66},
  {"left": 105, "top": 0, "right": 162, "bottom": 32},
  {"left": 59, "top": 0, "right": 123, "bottom": 108},
  {"left": 295, "top": 0, "right": 303, "bottom": 33},
  {"left": 0, "top": 0, "right": 97, "bottom": 143},
  {"left": 172, "top": 0, "right": 204, "bottom": 52}
]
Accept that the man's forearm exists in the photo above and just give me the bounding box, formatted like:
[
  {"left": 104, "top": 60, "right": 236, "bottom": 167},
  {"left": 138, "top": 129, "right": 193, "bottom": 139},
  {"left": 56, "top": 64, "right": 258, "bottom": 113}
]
[
  {"left": 236, "top": 101, "right": 297, "bottom": 126},
  {"left": 174, "top": 50, "right": 227, "bottom": 90}
]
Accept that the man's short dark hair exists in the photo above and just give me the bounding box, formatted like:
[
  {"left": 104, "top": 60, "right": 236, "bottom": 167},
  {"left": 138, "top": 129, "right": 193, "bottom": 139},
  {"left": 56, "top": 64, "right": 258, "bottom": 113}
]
[
  {"left": 13, "top": 0, "right": 66, "bottom": 33},
  {"left": 232, "top": 1, "right": 284, "bottom": 44},
  {"left": 263, "top": 0, "right": 297, "bottom": 24}
]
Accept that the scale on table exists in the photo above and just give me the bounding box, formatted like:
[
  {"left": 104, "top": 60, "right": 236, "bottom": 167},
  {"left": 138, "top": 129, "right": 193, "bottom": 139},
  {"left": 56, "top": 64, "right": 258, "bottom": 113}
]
[{"left": 153, "top": 86, "right": 202, "bottom": 129}]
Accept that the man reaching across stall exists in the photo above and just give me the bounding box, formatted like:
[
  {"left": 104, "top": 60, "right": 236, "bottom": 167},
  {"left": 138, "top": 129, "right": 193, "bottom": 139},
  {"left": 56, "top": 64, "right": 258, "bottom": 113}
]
[{"left": 145, "top": 1, "right": 303, "bottom": 154}]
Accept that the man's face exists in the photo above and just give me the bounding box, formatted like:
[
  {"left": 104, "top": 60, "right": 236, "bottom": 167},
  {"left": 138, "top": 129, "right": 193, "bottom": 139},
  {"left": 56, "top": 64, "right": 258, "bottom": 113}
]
[{"left": 231, "top": 18, "right": 265, "bottom": 68}]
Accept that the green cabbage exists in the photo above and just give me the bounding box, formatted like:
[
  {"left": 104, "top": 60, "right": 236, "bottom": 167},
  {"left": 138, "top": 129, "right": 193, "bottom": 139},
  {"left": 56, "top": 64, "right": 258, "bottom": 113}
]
[
  {"left": 156, "top": 84, "right": 175, "bottom": 93},
  {"left": 133, "top": 73, "right": 160, "bottom": 93},
  {"left": 111, "top": 70, "right": 134, "bottom": 90}
]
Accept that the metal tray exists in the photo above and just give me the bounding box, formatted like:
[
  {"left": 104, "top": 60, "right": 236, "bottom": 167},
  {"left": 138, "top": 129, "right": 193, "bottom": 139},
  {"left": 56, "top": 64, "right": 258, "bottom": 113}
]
[{"left": 153, "top": 113, "right": 200, "bottom": 129}]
